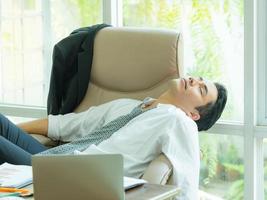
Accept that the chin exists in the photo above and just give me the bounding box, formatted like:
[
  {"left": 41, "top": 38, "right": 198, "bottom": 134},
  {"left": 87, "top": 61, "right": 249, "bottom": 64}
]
[
  {"left": 168, "top": 79, "right": 182, "bottom": 95},
  {"left": 168, "top": 79, "right": 180, "bottom": 86}
]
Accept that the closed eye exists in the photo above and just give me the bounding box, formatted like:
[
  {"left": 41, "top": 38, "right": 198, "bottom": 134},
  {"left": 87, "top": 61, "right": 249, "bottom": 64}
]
[
  {"left": 199, "top": 76, "right": 208, "bottom": 95},
  {"left": 199, "top": 87, "right": 203, "bottom": 95}
]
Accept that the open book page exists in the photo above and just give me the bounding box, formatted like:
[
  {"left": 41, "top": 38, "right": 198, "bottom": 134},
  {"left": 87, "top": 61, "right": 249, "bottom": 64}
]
[
  {"left": 124, "top": 176, "right": 147, "bottom": 190},
  {"left": 0, "top": 163, "right": 32, "bottom": 188}
]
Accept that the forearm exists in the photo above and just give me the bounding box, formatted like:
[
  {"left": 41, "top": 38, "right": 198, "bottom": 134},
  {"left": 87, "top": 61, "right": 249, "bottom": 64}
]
[{"left": 17, "top": 118, "right": 48, "bottom": 136}]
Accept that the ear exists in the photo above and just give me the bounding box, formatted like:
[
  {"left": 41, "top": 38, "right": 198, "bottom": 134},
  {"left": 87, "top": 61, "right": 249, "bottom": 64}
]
[{"left": 187, "top": 111, "right": 200, "bottom": 121}]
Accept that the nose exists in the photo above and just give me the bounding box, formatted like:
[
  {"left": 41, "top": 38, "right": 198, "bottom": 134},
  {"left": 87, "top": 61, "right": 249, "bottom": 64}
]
[
  {"left": 189, "top": 77, "right": 197, "bottom": 86},
  {"left": 189, "top": 77, "right": 203, "bottom": 86}
]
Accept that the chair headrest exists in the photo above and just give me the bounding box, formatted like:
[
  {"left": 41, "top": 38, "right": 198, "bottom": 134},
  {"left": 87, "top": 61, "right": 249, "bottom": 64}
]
[
  {"left": 91, "top": 27, "right": 183, "bottom": 92},
  {"left": 75, "top": 27, "right": 183, "bottom": 112}
]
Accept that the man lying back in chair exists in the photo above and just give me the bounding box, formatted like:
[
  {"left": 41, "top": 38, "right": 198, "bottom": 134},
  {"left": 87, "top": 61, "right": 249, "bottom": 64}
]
[{"left": 0, "top": 76, "right": 227, "bottom": 200}]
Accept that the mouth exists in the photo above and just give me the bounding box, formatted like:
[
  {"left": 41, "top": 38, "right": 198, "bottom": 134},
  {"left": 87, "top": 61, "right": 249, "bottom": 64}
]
[{"left": 182, "top": 78, "right": 187, "bottom": 90}]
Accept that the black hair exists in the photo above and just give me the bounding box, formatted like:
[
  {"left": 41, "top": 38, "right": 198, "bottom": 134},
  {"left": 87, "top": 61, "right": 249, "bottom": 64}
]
[{"left": 195, "top": 82, "right": 227, "bottom": 131}]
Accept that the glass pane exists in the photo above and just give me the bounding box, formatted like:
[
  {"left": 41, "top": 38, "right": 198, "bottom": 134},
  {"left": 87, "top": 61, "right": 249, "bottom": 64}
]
[
  {"left": 0, "top": 1, "right": 44, "bottom": 106},
  {"left": 199, "top": 133, "right": 244, "bottom": 200},
  {"left": 2, "top": 0, "right": 41, "bottom": 16},
  {"left": 1, "top": 19, "right": 23, "bottom": 50},
  {"left": 50, "top": 0, "right": 103, "bottom": 44},
  {"left": 0, "top": 49, "right": 44, "bottom": 106},
  {"left": 263, "top": 139, "right": 267, "bottom": 199},
  {"left": 0, "top": 0, "right": 102, "bottom": 107},
  {"left": 123, "top": 0, "right": 244, "bottom": 122},
  {"left": 23, "top": 0, "right": 41, "bottom": 12},
  {"left": 2, "top": 0, "right": 22, "bottom": 17},
  {"left": 0, "top": 15, "right": 43, "bottom": 106},
  {"left": 23, "top": 16, "right": 43, "bottom": 49},
  {"left": 1, "top": 50, "right": 24, "bottom": 104}
]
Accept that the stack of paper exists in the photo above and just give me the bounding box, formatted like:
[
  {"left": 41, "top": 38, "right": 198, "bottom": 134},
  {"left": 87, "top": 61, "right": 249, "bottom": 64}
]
[
  {"left": 0, "top": 163, "right": 32, "bottom": 188},
  {"left": 124, "top": 176, "right": 147, "bottom": 190}
]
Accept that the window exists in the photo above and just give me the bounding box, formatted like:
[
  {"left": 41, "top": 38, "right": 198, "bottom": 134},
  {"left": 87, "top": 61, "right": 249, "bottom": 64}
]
[
  {"left": 1, "top": 0, "right": 44, "bottom": 106},
  {"left": 0, "top": 0, "right": 265, "bottom": 199},
  {"left": 123, "top": 0, "right": 244, "bottom": 122},
  {"left": 0, "top": 0, "right": 102, "bottom": 109},
  {"left": 199, "top": 133, "right": 244, "bottom": 199},
  {"left": 50, "top": 0, "right": 103, "bottom": 44}
]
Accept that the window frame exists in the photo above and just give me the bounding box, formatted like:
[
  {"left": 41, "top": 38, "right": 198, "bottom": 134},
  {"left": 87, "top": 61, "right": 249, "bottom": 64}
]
[
  {"left": 243, "top": 0, "right": 256, "bottom": 199},
  {"left": 257, "top": 0, "right": 267, "bottom": 126},
  {"left": 254, "top": 0, "right": 267, "bottom": 199}
]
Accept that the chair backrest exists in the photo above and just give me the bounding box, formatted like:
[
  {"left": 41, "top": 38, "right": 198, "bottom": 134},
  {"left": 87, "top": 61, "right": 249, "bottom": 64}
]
[
  {"left": 74, "top": 26, "right": 184, "bottom": 185},
  {"left": 74, "top": 27, "right": 183, "bottom": 112}
]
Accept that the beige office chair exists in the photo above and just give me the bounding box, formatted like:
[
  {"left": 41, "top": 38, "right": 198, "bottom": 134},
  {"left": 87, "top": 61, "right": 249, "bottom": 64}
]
[{"left": 32, "top": 26, "right": 184, "bottom": 185}]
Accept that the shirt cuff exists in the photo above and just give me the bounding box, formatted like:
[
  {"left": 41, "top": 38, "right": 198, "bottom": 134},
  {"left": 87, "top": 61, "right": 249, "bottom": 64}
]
[{"left": 47, "top": 114, "right": 60, "bottom": 140}]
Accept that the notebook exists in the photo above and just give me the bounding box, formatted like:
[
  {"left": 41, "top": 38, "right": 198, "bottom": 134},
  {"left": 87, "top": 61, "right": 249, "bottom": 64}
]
[
  {"left": 32, "top": 154, "right": 146, "bottom": 200},
  {"left": 0, "top": 163, "right": 32, "bottom": 188}
]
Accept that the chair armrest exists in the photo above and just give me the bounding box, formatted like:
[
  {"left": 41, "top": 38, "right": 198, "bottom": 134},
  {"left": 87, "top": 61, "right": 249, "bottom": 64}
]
[
  {"left": 30, "top": 134, "right": 57, "bottom": 148},
  {"left": 141, "top": 154, "right": 173, "bottom": 185}
]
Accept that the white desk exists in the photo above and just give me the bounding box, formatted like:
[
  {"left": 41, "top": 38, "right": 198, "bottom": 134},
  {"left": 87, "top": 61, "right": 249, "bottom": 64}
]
[{"left": 23, "top": 183, "right": 179, "bottom": 200}]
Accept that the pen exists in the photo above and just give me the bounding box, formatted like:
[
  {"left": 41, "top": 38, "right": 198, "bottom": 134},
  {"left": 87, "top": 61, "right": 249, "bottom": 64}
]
[{"left": 0, "top": 187, "right": 29, "bottom": 194}]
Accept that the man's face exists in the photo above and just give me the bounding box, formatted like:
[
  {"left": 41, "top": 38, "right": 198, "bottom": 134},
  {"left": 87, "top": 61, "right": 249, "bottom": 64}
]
[{"left": 168, "top": 76, "right": 218, "bottom": 120}]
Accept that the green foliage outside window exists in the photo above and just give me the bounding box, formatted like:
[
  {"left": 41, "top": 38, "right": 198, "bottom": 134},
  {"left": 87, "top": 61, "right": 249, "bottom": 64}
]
[
  {"left": 123, "top": 0, "right": 182, "bottom": 29},
  {"left": 24, "top": 0, "right": 36, "bottom": 10},
  {"left": 199, "top": 134, "right": 244, "bottom": 200},
  {"left": 124, "top": 0, "right": 244, "bottom": 122},
  {"left": 66, "top": 0, "right": 102, "bottom": 26},
  {"left": 188, "top": 2, "right": 222, "bottom": 80},
  {"left": 123, "top": 0, "right": 244, "bottom": 199}
]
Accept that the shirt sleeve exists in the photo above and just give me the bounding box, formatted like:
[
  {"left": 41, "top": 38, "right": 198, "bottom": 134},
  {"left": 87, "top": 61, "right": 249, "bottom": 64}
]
[
  {"left": 47, "top": 101, "right": 115, "bottom": 141},
  {"left": 161, "top": 109, "right": 200, "bottom": 200}
]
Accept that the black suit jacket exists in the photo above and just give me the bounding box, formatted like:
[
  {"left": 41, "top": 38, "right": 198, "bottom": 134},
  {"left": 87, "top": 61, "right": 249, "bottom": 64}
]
[{"left": 47, "top": 24, "right": 110, "bottom": 115}]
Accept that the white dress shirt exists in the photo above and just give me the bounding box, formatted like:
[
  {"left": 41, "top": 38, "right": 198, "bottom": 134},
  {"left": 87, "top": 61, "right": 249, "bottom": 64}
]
[{"left": 48, "top": 98, "right": 200, "bottom": 200}]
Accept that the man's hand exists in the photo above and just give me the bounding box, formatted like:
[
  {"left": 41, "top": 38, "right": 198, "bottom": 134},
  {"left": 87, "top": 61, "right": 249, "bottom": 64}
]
[{"left": 17, "top": 118, "right": 48, "bottom": 136}]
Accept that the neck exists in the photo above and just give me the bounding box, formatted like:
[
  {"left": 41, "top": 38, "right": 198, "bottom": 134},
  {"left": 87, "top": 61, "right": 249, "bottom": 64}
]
[
  {"left": 144, "top": 92, "right": 180, "bottom": 109},
  {"left": 156, "top": 92, "right": 191, "bottom": 117},
  {"left": 155, "top": 92, "right": 178, "bottom": 107}
]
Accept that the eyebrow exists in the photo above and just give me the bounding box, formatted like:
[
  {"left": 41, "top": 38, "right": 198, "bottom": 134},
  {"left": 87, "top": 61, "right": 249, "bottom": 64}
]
[{"left": 199, "top": 77, "right": 208, "bottom": 95}]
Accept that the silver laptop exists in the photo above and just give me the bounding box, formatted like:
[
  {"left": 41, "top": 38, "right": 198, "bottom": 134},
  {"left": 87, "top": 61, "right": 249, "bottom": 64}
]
[{"left": 32, "top": 154, "right": 124, "bottom": 200}]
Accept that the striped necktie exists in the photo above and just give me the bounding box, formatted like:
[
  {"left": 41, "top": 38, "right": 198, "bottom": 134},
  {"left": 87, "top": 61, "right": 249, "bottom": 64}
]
[{"left": 38, "top": 99, "right": 154, "bottom": 155}]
